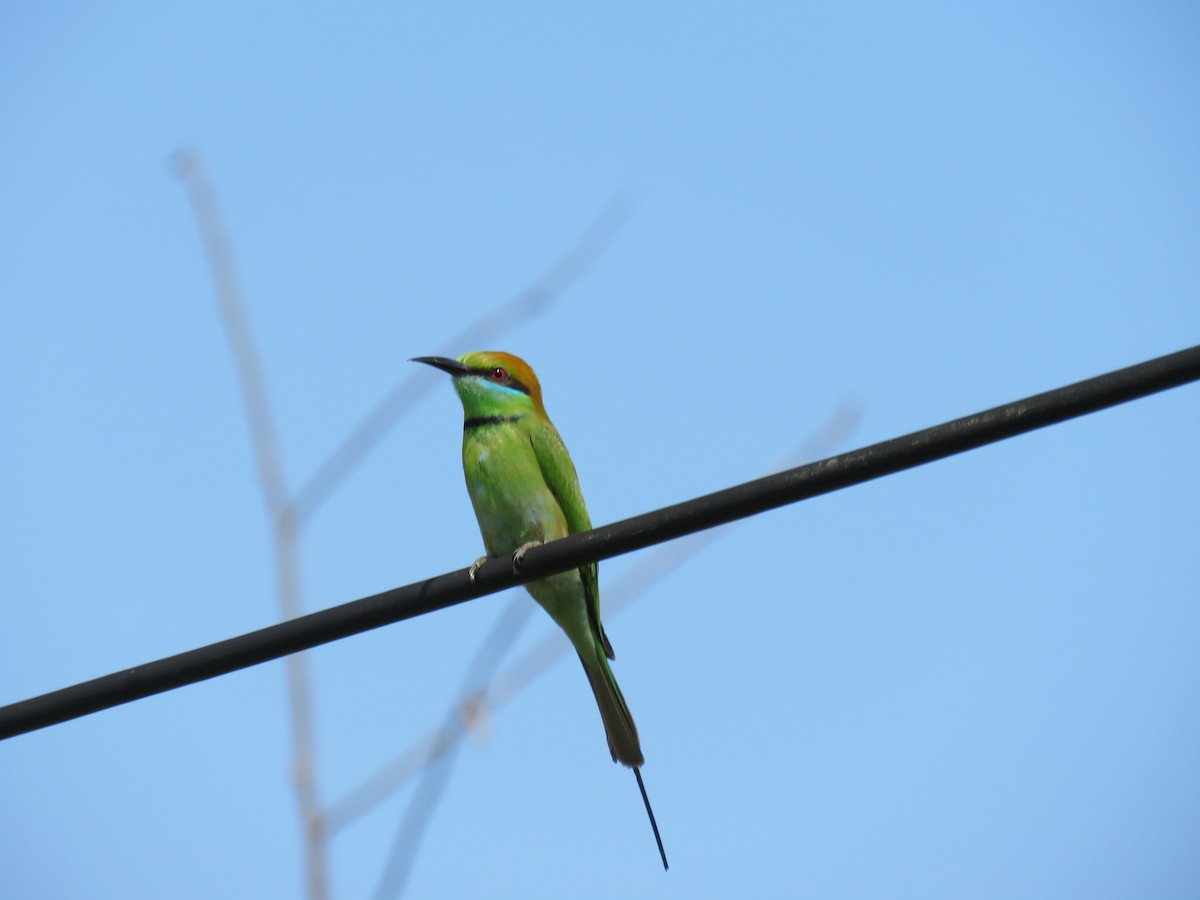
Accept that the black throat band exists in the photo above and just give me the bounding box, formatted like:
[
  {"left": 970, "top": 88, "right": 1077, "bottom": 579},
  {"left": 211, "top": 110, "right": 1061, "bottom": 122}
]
[{"left": 464, "top": 415, "right": 524, "bottom": 431}]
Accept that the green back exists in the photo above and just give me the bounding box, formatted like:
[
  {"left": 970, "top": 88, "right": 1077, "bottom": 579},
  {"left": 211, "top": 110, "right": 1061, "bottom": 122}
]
[{"left": 528, "top": 420, "right": 614, "bottom": 660}]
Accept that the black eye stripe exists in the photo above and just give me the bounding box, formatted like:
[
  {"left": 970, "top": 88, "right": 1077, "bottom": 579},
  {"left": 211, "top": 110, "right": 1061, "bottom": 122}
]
[{"left": 470, "top": 367, "right": 531, "bottom": 396}]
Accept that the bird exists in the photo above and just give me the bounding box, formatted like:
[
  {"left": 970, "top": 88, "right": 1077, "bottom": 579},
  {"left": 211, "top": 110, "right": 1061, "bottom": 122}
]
[{"left": 413, "top": 350, "right": 667, "bottom": 870}]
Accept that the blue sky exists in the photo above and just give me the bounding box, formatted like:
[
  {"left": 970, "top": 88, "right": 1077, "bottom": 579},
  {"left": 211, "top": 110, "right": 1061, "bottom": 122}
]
[{"left": 2, "top": 2, "right": 1198, "bottom": 898}]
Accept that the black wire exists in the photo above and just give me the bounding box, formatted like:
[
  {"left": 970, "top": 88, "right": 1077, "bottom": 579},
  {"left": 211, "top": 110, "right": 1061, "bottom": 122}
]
[{"left": 1, "top": 344, "right": 1197, "bottom": 742}]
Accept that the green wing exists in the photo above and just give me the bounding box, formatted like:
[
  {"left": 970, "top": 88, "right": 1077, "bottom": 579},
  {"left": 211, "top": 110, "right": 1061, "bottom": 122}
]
[{"left": 528, "top": 420, "right": 615, "bottom": 660}]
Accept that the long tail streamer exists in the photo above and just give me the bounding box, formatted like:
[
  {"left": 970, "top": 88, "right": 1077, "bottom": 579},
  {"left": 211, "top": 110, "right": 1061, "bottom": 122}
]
[{"left": 634, "top": 767, "right": 668, "bottom": 870}]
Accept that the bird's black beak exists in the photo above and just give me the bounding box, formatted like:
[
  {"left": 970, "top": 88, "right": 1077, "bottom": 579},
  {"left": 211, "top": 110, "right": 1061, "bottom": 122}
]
[{"left": 411, "top": 356, "right": 471, "bottom": 377}]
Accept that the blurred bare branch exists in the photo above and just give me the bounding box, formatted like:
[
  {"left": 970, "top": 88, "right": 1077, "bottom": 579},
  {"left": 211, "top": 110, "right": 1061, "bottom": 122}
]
[
  {"left": 175, "top": 149, "right": 328, "bottom": 900},
  {"left": 174, "top": 151, "right": 288, "bottom": 517},
  {"left": 324, "top": 597, "right": 534, "bottom": 834},
  {"left": 370, "top": 598, "right": 532, "bottom": 900}
]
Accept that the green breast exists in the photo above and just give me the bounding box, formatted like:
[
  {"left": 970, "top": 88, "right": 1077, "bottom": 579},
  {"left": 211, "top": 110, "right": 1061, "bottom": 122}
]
[{"left": 462, "top": 419, "right": 569, "bottom": 555}]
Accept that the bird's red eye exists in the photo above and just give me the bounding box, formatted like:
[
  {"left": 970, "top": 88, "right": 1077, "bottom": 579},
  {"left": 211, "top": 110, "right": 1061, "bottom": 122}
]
[{"left": 490, "top": 367, "right": 507, "bottom": 382}]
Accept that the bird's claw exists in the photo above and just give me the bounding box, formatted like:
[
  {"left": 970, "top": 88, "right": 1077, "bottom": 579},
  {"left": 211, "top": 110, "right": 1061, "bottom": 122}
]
[
  {"left": 467, "top": 556, "right": 488, "bottom": 584},
  {"left": 511, "top": 541, "right": 543, "bottom": 574}
]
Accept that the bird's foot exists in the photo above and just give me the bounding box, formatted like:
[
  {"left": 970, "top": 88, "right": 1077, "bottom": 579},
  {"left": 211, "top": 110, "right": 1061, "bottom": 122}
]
[
  {"left": 467, "top": 556, "right": 489, "bottom": 584},
  {"left": 511, "top": 541, "right": 543, "bottom": 574}
]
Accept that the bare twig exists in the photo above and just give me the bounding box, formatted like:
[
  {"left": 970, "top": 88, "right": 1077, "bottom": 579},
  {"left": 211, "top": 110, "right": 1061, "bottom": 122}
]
[
  {"left": 370, "top": 598, "right": 532, "bottom": 900},
  {"left": 175, "top": 150, "right": 329, "bottom": 900}
]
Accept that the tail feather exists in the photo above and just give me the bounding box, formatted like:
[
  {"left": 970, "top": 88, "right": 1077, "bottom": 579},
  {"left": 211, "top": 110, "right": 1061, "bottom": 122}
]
[{"left": 579, "top": 646, "right": 643, "bottom": 767}]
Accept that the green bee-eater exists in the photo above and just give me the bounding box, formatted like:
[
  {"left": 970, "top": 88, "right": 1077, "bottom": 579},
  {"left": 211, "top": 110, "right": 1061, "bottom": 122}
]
[{"left": 413, "top": 350, "right": 666, "bottom": 869}]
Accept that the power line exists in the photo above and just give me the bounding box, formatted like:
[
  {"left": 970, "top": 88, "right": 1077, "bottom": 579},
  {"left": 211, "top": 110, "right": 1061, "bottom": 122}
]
[{"left": 1, "top": 344, "right": 1197, "bottom": 742}]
